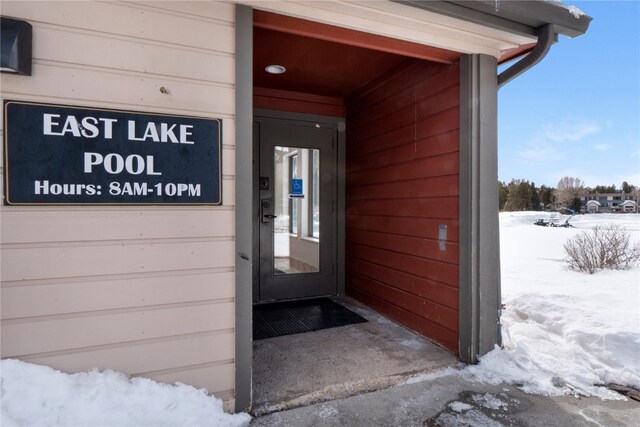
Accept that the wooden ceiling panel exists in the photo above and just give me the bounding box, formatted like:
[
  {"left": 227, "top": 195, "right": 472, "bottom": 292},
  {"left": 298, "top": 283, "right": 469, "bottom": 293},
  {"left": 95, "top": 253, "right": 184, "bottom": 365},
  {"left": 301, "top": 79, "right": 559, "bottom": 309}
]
[{"left": 253, "top": 27, "right": 411, "bottom": 98}]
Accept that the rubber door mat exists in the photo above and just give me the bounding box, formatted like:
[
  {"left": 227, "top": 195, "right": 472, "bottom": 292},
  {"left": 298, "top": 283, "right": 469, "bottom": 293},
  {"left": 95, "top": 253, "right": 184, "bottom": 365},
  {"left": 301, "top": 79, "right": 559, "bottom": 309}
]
[{"left": 253, "top": 298, "right": 368, "bottom": 340}]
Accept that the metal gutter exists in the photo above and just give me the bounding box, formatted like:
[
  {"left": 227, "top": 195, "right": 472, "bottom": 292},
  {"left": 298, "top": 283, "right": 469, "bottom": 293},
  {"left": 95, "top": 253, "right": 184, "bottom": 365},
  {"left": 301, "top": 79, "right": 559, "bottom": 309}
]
[
  {"left": 395, "top": 0, "right": 535, "bottom": 37},
  {"left": 394, "top": 0, "right": 591, "bottom": 39},
  {"left": 497, "top": 23, "right": 554, "bottom": 88},
  {"left": 394, "top": 1, "right": 592, "bottom": 88}
]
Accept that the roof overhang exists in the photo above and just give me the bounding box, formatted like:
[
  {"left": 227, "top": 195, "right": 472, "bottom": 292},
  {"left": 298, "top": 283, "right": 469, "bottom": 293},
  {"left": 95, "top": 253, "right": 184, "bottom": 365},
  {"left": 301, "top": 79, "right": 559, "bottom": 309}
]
[
  {"left": 242, "top": 0, "right": 539, "bottom": 59},
  {"left": 395, "top": 0, "right": 592, "bottom": 39},
  {"left": 241, "top": 1, "right": 591, "bottom": 63}
]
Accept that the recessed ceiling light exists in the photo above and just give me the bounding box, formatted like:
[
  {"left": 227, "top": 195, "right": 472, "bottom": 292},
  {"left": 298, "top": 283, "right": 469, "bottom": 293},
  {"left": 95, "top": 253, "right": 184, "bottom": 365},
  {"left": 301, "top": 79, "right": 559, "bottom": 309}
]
[{"left": 265, "top": 64, "right": 286, "bottom": 74}]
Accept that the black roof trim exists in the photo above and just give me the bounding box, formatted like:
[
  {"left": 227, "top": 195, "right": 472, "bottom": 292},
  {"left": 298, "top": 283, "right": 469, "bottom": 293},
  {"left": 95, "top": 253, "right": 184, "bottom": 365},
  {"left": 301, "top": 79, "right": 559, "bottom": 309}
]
[{"left": 394, "top": 0, "right": 592, "bottom": 39}]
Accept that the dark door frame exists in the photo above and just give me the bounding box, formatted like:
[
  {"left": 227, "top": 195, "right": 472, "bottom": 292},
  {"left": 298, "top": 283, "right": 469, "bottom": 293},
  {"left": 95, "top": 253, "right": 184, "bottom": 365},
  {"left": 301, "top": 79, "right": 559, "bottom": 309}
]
[{"left": 254, "top": 112, "right": 344, "bottom": 303}]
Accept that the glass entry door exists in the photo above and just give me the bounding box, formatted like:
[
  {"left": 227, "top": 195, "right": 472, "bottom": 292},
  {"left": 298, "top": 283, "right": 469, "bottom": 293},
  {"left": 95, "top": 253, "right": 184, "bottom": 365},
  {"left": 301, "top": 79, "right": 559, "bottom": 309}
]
[{"left": 258, "top": 120, "right": 336, "bottom": 301}]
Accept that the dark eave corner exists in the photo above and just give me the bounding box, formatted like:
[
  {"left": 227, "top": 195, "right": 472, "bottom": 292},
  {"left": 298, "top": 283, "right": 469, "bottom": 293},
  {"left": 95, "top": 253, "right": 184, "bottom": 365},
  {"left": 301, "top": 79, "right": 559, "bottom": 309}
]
[
  {"left": 393, "top": 1, "right": 592, "bottom": 82},
  {"left": 393, "top": 0, "right": 592, "bottom": 40}
]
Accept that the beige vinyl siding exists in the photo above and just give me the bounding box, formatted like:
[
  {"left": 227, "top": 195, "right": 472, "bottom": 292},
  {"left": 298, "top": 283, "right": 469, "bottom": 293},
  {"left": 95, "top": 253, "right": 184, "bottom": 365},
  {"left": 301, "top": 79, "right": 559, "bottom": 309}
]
[{"left": 0, "top": 0, "right": 237, "bottom": 408}]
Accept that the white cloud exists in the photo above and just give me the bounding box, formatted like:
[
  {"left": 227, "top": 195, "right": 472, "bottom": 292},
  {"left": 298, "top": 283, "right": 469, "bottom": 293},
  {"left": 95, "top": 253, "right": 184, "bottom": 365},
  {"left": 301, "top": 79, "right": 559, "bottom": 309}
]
[
  {"left": 593, "top": 144, "right": 612, "bottom": 152},
  {"left": 615, "top": 171, "right": 640, "bottom": 187},
  {"left": 518, "top": 143, "right": 564, "bottom": 163},
  {"left": 541, "top": 119, "right": 602, "bottom": 142},
  {"left": 507, "top": 118, "right": 635, "bottom": 187},
  {"left": 517, "top": 118, "right": 605, "bottom": 166}
]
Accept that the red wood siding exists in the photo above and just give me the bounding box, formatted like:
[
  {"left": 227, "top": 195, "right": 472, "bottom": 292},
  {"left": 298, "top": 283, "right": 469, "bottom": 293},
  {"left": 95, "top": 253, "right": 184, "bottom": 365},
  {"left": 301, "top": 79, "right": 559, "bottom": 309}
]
[
  {"left": 254, "top": 87, "right": 345, "bottom": 117},
  {"left": 345, "top": 60, "right": 461, "bottom": 353}
]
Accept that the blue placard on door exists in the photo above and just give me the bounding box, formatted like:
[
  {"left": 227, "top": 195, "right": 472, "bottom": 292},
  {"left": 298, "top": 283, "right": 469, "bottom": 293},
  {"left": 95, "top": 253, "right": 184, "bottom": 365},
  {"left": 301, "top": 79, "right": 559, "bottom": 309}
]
[{"left": 290, "top": 178, "right": 304, "bottom": 198}]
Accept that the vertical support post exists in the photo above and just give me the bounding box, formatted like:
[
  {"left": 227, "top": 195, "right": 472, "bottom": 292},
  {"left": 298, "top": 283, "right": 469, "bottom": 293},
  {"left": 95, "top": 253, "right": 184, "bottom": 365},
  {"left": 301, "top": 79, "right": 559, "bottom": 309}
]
[
  {"left": 459, "top": 54, "right": 501, "bottom": 364},
  {"left": 234, "top": 4, "right": 253, "bottom": 412},
  {"left": 336, "top": 120, "right": 346, "bottom": 296}
]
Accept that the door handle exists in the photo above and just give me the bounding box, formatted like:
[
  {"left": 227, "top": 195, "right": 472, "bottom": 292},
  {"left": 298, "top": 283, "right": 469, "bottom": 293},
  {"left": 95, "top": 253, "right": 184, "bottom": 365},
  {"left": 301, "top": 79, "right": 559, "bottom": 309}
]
[{"left": 261, "top": 199, "right": 277, "bottom": 223}]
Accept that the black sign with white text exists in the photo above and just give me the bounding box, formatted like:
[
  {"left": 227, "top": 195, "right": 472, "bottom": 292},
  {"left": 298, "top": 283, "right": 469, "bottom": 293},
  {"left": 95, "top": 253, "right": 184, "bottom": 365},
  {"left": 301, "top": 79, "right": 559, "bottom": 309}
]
[{"left": 3, "top": 101, "right": 222, "bottom": 205}]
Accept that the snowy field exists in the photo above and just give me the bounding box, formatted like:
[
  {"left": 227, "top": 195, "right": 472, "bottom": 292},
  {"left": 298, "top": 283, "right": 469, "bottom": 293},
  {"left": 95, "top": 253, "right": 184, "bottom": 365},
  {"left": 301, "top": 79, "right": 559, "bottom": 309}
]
[
  {"left": 1, "top": 212, "right": 639, "bottom": 426},
  {"left": 485, "top": 212, "right": 640, "bottom": 398},
  {"left": 410, "top": 212, "right": 640, "bottom": 400}
]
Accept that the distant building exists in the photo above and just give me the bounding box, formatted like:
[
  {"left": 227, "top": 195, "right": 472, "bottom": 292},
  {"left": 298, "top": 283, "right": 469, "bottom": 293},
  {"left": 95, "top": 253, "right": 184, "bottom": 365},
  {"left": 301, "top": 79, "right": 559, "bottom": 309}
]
[
  {"left": 585, "top": 200, "right": 601, "bottom": 213},
  {"left": 580, "top": 192, "right": 639, "bottom": 213},
  {"left": 621, "top": 200, "right": 638, "bottom": 213}
]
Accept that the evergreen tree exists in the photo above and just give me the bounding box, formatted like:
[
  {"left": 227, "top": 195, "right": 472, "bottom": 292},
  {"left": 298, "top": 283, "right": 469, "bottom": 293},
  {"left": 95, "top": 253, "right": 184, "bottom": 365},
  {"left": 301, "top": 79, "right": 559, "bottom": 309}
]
[
  {"left": 621, "top": 181, "right": 635, "bottom": 194},
  {"left": 529, "top": 182, "right": 541, "bottom": 210},
  {"left": 539, "top": 185, "right": 555, "bottom": 210},
  {"left": 498, "top": 181, "right": 508, "bottom": 211},
  {"left": 593, "top": 185, "right": 616, "bottom": 193},
  {"left": 504, "top": 179, "right": 531, "bottom": 211}
]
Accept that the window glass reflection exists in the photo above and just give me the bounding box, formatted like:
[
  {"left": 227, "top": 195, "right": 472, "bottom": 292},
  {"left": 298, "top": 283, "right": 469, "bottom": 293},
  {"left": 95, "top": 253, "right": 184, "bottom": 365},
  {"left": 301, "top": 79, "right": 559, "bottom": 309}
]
[{"left": 273, "top": 146, "right": 320, "bottom": 275}]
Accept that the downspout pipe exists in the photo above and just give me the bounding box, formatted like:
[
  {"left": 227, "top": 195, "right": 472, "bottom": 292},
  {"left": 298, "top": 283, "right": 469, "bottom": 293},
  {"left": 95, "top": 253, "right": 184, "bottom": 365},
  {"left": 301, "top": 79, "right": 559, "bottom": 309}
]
[{"left": 498, "top": 24, "right": 554, "bottom": 89}]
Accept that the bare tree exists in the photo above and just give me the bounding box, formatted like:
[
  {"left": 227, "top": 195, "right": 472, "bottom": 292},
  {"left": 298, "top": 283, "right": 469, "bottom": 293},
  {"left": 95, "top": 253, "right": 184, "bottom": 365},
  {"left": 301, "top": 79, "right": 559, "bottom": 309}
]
[{"left": 555, "top": 176, "right": 584, "bottom": 210}]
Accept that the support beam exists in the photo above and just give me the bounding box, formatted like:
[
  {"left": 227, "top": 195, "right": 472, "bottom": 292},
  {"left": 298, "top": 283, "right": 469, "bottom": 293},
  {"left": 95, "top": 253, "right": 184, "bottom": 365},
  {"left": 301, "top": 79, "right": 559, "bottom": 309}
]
[
  {"left": 234, "top": 3, "right": 253, "bottom": 413},
  {"left": 458, "top": 54, "right": 501, "bottom": 364}
]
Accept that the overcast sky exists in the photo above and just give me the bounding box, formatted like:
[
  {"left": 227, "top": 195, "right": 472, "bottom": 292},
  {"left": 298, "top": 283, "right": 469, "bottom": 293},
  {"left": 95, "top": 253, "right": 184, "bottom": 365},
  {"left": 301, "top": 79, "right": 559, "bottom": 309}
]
[{"left": 497, "top": 0, "right": 640, "bottom": 189}]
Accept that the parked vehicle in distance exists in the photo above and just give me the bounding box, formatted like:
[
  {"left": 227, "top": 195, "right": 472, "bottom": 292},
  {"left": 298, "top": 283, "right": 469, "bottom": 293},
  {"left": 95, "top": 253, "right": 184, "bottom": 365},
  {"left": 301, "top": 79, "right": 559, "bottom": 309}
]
[{"left": 534, "top": 208, "right": 576, "bottom": 228}]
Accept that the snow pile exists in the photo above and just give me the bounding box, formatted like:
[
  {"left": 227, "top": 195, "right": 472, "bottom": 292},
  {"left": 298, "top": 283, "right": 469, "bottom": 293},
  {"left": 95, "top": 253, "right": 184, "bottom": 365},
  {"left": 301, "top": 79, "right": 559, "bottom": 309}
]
[
  {"left": 465, "top": 212, "right": 640, "bottom": 399},
  {"left": 0, "top": 359, "right": 251, "bottom": 427},
  {"left": 448, "top": 401, "right": 473, "bottom": 412},
  {"left": 432, "top": 391, "right": 526, "bottom": 427},
  {"left": 471, "top": 393, "right": 509, "bottom": 410}
]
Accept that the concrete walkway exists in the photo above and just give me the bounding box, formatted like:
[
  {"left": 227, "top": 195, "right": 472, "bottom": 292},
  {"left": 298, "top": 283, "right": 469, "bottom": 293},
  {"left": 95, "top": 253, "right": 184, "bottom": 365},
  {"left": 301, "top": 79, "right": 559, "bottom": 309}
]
[
  {"left": 251, "top": 297, "right": 456, "bottom": 416},
  {"left": 250, "top": 297, "right": 638, "bottom": 425},
  {"left": 251, "top": 374, "right": 640, "bottom": 426}
]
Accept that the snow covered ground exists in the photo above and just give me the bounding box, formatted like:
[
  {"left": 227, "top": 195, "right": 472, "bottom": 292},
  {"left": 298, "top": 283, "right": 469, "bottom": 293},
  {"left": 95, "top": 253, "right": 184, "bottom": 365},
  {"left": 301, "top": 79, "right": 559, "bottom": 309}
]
[
  {"left": 1, "top": 212, "right": 638, "bottom": 426},
  {"left": 0, "top": 359, "right": 251, "bottom": 427},
  {"left": 410, "top": 212, "right": 640, "bottom": 400},
  {"left": 486, "top": 212, "right": 640, "bottom": 398}
]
